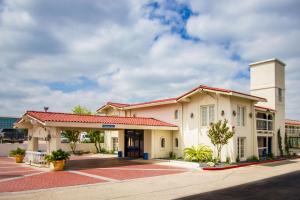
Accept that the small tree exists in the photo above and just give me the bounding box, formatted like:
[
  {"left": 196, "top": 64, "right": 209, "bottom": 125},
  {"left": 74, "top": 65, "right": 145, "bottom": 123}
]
[
  {"left": 62, "top": 130, "right": 80, "bottom": 154},
  {"left": 72, "top": 105, "right": 92, "bottom": 115},
  {"left": 88, "top": 130, "right": 105, "bottom": 153},
  {"left": 284, "top": 131, "right": 290, "bottom": 155},
  {"left": 208, "top": 119, "right": 234, "bottom": 162},
  {"left": 277, "top": 129, "right": 283, "bottom": 157}
]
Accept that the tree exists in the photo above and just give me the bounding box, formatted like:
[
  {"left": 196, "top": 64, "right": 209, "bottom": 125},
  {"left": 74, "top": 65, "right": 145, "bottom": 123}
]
[
  {"left": 88, "top": 130, "right": 105, "bottom": 153},
  {"left": 208, "top": 119, "right": 234, "bottom": 162},
  {"left": 72, "top": 105, "right": 92, "bottom": 115},
  {"left": 284, "top": 132, "right": 290, "bottom": 155},
  {"left": 62, "top": 130, "right": 80, "bottom": 154},
  {"left": 277, "top": 129, "right": 283, "bottom": 157}
]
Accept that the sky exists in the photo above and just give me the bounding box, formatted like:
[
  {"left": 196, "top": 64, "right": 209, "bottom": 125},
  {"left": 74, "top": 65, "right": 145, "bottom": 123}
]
[{"left": 0, "top": 0, "right": 299, "bottom": 119}]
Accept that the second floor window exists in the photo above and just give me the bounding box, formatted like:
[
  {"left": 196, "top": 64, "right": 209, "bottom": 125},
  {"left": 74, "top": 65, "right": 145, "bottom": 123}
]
[
  {"left": 237, "top": 106, "right": 246, "bottom": 126},
  {"left": 201, "top": 105, "right": 215, "bottom": 126},
  {"left": 174, "top": 109, "right": 178, "bottom": 119}
]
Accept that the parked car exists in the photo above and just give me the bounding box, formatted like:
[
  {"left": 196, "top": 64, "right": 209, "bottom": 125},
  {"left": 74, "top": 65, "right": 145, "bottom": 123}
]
[
  {"left": 60, "top": 136, "right": 70, "bottom": 143},
  {"left": 79, "top": 132, "right": 91, "bottom": 143},
  {"left": 0, "top": 128, "right": 27, "bottom": 143}
]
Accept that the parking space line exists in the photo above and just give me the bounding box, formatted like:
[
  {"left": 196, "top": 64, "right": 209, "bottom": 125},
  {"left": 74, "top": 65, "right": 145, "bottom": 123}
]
[
  {"left": 0, "top": 169, "right": 38, "bottom": 174},
  {"left": 68, "top": 170, "right": 119, "bottom": 182},
  {"left": 88, "top": 168, "right": 187, "bottom": 171},
  {"left": 0, "top": 171, "right": 46, "bottom": 183}
]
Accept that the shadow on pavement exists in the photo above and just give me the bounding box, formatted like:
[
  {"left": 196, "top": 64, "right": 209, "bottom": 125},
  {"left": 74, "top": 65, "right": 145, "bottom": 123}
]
[
  {"left": 177, "top": 170, "right": 300, "bottom": 200},
  {"left": 261, "top": 160, "right": 298, "bottom": 167}
]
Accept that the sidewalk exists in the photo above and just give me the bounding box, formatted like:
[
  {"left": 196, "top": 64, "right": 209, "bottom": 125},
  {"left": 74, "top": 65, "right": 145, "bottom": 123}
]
[{"left": 1, "top": 158, "right": 299, "bottom": 200}]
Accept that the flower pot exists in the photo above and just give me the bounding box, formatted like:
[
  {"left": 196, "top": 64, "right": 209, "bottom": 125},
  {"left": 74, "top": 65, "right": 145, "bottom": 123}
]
[
  {"left": 15, "top": 155, "right": 24, "bottom": 163},
  {"left": 50, "top": 160, "right": 65, "bottom": 171}
]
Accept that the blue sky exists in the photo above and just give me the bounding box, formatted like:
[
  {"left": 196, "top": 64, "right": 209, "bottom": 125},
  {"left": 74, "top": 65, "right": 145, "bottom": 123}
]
[{"left": 0, "top": 0, "right": 299, "bottom": 119}]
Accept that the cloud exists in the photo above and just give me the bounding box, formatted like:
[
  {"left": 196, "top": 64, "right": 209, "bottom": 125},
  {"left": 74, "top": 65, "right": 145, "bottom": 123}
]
[{"left": 0, "top": 0, "right": 299, "bottom": 120}]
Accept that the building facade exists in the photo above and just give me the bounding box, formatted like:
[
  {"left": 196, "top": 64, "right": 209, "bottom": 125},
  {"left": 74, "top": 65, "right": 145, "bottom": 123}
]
[{"left": 97, "top": 58, "right": 294, "bottom": 161}]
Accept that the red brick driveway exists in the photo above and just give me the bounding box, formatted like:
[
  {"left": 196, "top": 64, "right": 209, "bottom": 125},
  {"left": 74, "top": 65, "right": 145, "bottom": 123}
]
[{"left": 0, "top": 156, "right": 187, "bottom": 193}]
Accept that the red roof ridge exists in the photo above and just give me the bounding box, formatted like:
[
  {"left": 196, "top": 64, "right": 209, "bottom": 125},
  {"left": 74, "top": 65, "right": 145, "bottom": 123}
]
[
  {"left": 26, "top": 110, "right": 173, "bottom": 120},
  {"left": 97, "top": 84, "right": 267, "bottom": 111},
  {"left": 254, "top": 105, "right": 276, "bottom": 111}
]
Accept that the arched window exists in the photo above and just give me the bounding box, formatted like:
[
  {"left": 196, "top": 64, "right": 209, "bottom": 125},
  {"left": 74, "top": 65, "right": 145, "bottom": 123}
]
[
  {"left": 161, "top": 138, "right": 165, "bottom": 148},
  {"left": 174, "top": 110, "right": 178, "bottom": 119},
  {"left": 175, "top": 138, "right": 179, "bottom": 148}
]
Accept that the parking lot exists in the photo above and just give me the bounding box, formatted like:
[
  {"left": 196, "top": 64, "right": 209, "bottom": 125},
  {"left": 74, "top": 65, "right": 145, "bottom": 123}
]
[{"left": 0, "top": 156, "right": 188, "bottom": 193}]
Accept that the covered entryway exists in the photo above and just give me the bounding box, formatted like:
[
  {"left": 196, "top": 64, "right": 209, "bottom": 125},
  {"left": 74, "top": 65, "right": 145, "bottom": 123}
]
[
  {"left": 15, "top": 111, "right": 178, "bottom": 164},
  {"left": 125, "top": 129, "right": 144, "bottom": 158}
]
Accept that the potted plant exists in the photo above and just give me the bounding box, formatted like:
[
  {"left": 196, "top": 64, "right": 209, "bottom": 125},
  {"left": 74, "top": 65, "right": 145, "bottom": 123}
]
[
  {"left": 45, "top": 149, "right": 70, "bottom": 171},
  {"left": 10, "top": 147, "right": 26, "bottom": 163}
]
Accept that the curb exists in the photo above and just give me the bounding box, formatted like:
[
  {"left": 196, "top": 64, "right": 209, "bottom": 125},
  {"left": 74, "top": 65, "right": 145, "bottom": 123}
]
[{"left": 202, "top": 158, "right": 287, "bottom": 171}]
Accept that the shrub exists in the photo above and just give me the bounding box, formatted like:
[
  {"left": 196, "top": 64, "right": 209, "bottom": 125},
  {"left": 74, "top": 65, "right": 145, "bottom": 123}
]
[
  {"left": 236, "top": 156, "right": 240, "bottom": 163},
  {"left": 184, "top": 145, "right": 213, "bottom": 162},
  {"left": 246, "top": 155, "right": 259, "bottom": 162},
  {"left": 169, "top": 151, "right": 177, "bottom": 159},
  {"left": 226, "top": 157, "right": 230, "bottom": 164},
  {"left": 10, "top": 148, "right": 26, "bottom": 157},
  {"left": 45, "top": 149, "right": 70, "bottom": 162}
]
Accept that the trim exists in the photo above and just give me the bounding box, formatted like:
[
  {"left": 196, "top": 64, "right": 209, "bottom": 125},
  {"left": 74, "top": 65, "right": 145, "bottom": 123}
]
[{"left": 249, "top": 58, "right": 286, "bottom": 67}]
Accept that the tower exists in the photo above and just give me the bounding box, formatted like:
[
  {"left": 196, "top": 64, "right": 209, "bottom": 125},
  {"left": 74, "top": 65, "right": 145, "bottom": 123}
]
[{"left": 250, "top": 58, "right": 286, "bottom": 156}]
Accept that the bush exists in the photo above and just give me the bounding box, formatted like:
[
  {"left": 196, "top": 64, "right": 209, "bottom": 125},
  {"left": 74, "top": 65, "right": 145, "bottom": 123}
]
[
  {"left": 169, "top": 151, "right": 177, "bottom": 159},
  {"left": 10, "top": 148, "right": 26, "bottom": 157},
  {"left": 184, "top": 145, "right": 213, "bottom": 162},
  {"left": 45, "top": 149, "right": 70, "bottom": 162},
  {"left": 246, "top": 155, "right": 259, "bottom": 162},
  {"left": 226, "top": 157, "right": 230, "bottom": 164}
]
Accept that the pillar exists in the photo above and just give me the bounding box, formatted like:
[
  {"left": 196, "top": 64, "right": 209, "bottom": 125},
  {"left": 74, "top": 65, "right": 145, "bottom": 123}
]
[
  {"left": 118, "top": 130, "right": 125, "bottom": 157},
  {"left": 47, "top": 127, "right": 61, "bottom": 153}
]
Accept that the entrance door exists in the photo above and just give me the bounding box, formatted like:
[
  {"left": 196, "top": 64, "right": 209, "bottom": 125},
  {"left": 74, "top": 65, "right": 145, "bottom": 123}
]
[
  {"left": 267, "top": 137, "right": 272, "bottom": 156},
  {"left": 125, "top": 130, "right": 144, "bottom": 158}
]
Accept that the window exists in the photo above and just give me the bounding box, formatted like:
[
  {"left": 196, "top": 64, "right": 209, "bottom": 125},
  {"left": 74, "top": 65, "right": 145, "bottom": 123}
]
[
  {"left": 201, "top": 105, "right": 215, "bottom": 126},
  {"left": 237, "top": 137, "right": 246, "bottom": 159},
  {"left": 112, "top": 137, "right": 118, "bottom": 152},
  {"left": 161, "top": 138, "right": 165, "bottom": 148},
  {"left": 174, "top": 110, "right": 178, "bottom": 119},
  {"left": 237, "top": 106, "right": 246, "bottom": 126},
  {"left": 174, "top": 138, "right": 179, "bottom": 148},
  {"left": 278, "top": 88, "right": 283, "bottom": 102}
]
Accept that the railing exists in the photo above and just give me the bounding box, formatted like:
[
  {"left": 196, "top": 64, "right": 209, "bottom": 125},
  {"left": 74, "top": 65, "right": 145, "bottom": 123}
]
[
  {"left": 25, "top": 151, "right": 48, "bottom": 167},
  {"left": 256, "top": 119, "right": 273, "bottom": 131}
]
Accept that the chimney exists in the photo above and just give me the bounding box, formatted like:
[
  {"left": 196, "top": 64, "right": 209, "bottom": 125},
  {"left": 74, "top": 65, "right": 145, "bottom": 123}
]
[{"left": 44, "top": 106, "right": 49, "bottom": 112}]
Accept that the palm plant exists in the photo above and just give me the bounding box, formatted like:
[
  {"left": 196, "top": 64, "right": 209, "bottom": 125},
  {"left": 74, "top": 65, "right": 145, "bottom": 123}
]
[{"left": 184, "top": 145, "right": 213, "bottom": 162}]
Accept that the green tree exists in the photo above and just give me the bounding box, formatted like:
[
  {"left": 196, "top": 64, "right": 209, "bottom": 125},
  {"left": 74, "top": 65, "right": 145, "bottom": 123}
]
[
  {"left": 88, "top": 130, "right": 105, "bottom": 153},
  {"left": 208, "top": 119, "right": 234, "bottom": 162},
  {"left": 62, "top": 130, "right": 80, "bottom": 154},
  {"left": 72, "top": 105, "right": 92, "bottom": 115},
  {"left": 284, "top": 132, "right": 290, "bottom": 155},
  {"left": 277, "top": 129, "right": 283, "bottom": 157}
]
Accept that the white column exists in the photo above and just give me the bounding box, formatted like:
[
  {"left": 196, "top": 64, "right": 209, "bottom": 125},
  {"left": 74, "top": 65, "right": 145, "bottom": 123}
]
[
  {"left": 118, "top": 130, "right": 125, "bottom": 157},
  {"left": 47, "top": 127, "right": 61, "bottom": 153}
]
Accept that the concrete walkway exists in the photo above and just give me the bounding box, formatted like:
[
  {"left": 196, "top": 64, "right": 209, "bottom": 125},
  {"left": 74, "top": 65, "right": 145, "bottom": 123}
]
[{"left": 0, "top": 158, "right": 299, "bottom": 200}]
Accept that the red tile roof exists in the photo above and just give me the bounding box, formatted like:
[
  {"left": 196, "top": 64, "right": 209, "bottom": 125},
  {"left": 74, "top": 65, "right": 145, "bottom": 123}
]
[
  {"left": 254, "top": 106, "right": 276, "bottom": 112},
  {"left": 26, "top": 111, "right": 177, "bottom": 127},
  {"left": 98, "top": 84, "right": 267, "bottom": 112},
  {"left": 285, "top": 119, "right": 300, "bottom": 126}
]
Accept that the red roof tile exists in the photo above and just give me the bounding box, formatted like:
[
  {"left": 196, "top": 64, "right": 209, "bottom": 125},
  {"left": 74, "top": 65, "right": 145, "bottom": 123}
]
[
  {"left": 254, "top": 106, "right": 276, "bottom": 112},
  {"left": 26, "top": 111, "right": 177, "bottom": 127},
  {"left": 285, "top": 119, "right": 300, "bottom": 126},
  {"left": 98, "top": 84, "right": 266, "bottom": 111}
]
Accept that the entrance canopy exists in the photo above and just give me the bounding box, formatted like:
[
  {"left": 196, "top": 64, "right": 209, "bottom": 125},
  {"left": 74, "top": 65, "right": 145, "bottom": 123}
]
[{"left": 16, "top": 111, "right": 178, "bottom": 131}]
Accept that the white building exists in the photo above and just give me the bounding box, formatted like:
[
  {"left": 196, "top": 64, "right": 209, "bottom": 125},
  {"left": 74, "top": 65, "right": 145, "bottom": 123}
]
[{"left": 17, "top": 58, "right": 295, "bottom": 162}]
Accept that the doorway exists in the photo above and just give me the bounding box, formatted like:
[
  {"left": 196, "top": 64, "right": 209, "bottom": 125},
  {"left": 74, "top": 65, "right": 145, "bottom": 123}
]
[{"left": 125, "top": 130, "right": 144, "bottom": 158}]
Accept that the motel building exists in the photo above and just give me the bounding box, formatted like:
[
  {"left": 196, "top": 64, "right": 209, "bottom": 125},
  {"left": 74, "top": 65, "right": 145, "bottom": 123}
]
[{"left": 15, "top": 58, "right": 299, "bottom": 164}]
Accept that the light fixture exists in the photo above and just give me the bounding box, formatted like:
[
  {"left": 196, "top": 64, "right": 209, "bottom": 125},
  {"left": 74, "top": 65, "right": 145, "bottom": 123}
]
[
  {"left": 190, "top": 113, "right": 194, "bottom": 118},
  {"left": 221, "top": 110, "right": 225, "bottom": 116},
  {"left": 233, "top": 110, "right": 236, "bottom": 116}
]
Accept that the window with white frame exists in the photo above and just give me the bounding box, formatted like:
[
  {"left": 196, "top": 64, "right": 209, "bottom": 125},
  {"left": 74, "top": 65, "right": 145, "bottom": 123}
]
[
  {"left": 174, "top": 109, "right": 179, "bottom": 120},
  {"left": 161, "top": 138, "right": 165, "bottom": 148},
  {"left": 200, "top": 105, "right": 215, "bottom": 126},
  {"left": 237, "top": 137, "right": 246, "bottom": 159},
  {"left": 237, "top": 106, "right": 246, "bottom": 126},
  {"left": 174, "top": 138, "right": 179, "bottom": 148}
]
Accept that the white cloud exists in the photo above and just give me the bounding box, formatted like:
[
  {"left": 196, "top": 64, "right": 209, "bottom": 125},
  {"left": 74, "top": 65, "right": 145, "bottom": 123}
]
[{"left": 0, "top": 0, "right": 299, "bottom": 120}]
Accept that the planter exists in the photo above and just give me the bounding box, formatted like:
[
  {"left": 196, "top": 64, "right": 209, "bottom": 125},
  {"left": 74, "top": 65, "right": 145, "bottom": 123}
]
[
  {"left": 50, "top": 160, "right": 65, "bottom": 171},
  {"left": 15, "top": 155, "right": 24, "bottom": 163}
]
